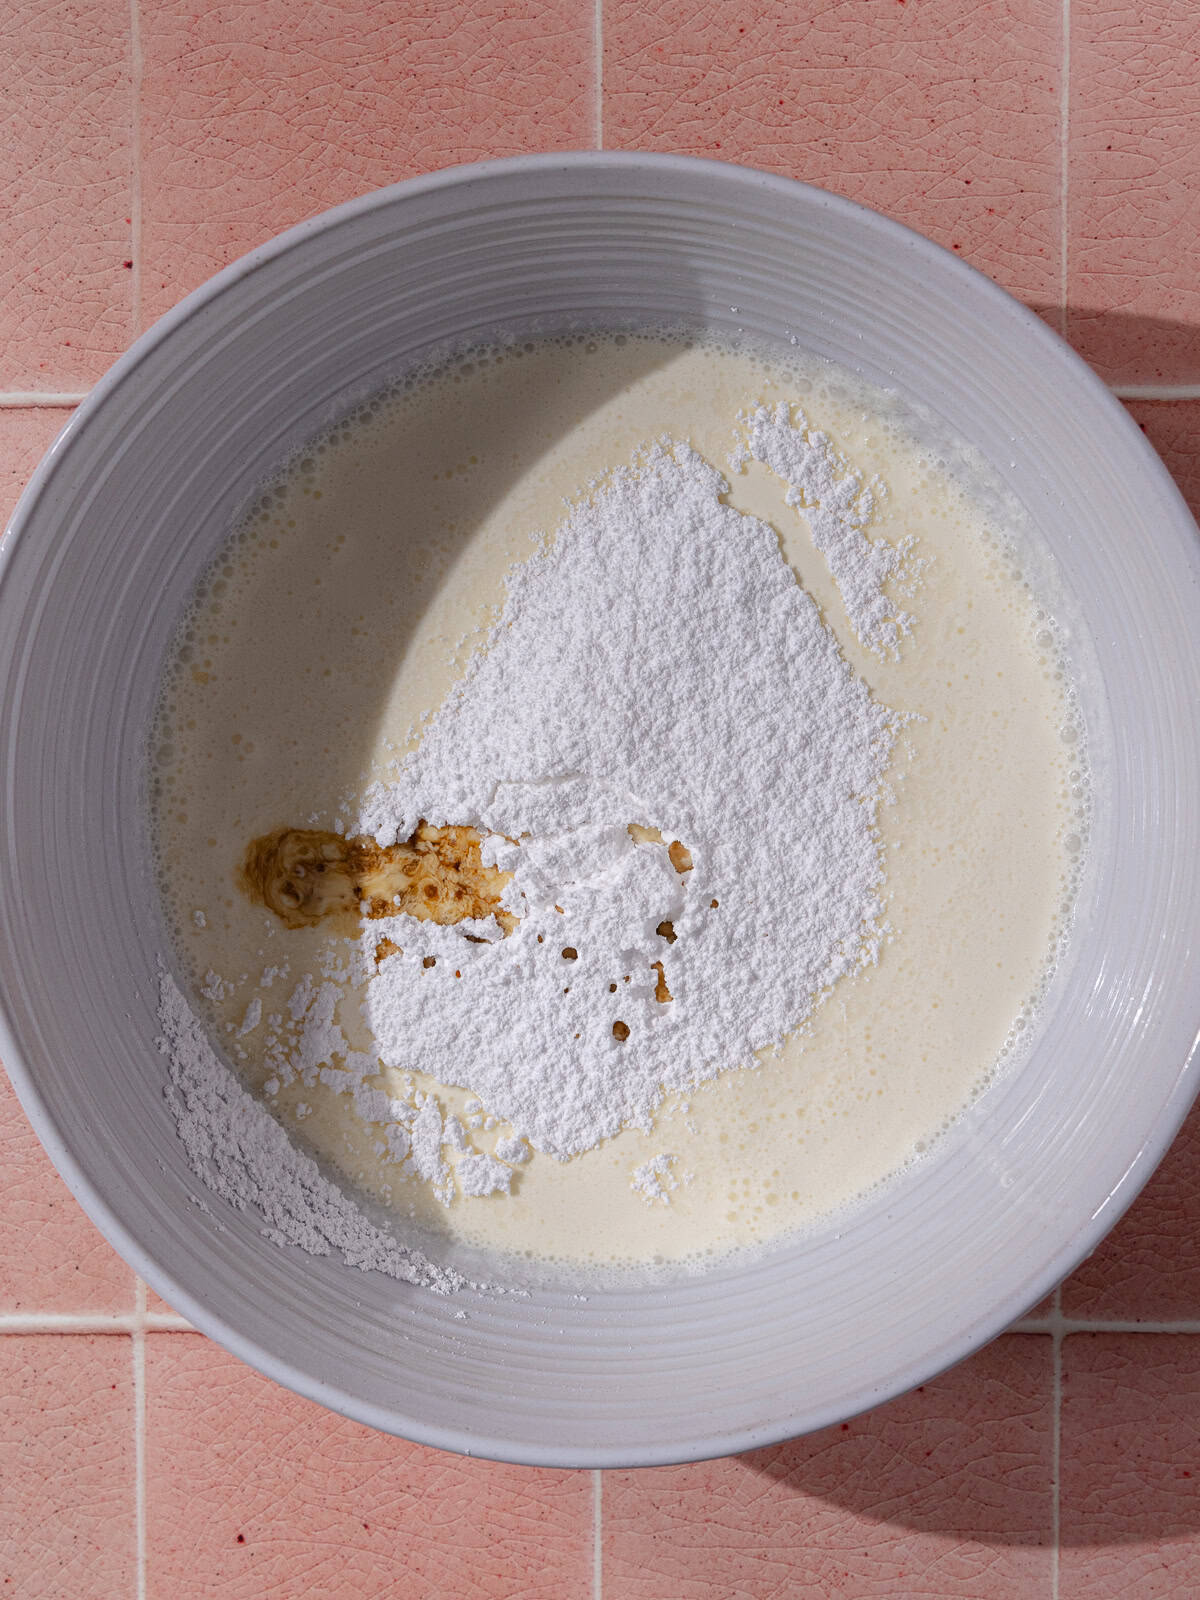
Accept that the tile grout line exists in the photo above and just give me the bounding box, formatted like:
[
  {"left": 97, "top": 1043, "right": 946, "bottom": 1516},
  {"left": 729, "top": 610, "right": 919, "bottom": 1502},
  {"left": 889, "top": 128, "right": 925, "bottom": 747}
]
[
  {"left": 4, "top": 1309, "right": 1200, "bottom": 1335},
  {"left": 10, "top": 1312, "right": 1194, "bottom": 1333},
  {"left": 1, "top": 385, "right": 1199, "bottom": 412},
  {"left": 0, "top": 1311, "right": 192, "bottom": 1333},
  {"left": 592, "top": 1469, "right": 603, "bottom": 1600},
  {"left": 20, "top": 1310, "right": 1200, "bottom": 1335},
  {"left": 0, "top": 392, "right": 89, "bottom": 406},
  {"left": 593, "top": 0, "right": 603, "bottom": 150},
  {"left": 10, "top": 1308, "right": 1200, "bottom": 1337},
  {"left": 1111, "top": 383, "right": 1200, "bottom": 400},
  {"left": 1051, "top": 1285, "right": 1062, "bottom": 1600},
  {"left": 1012, "top": 1315, "right": 1200, "bottom": 1334},
  {"left": 130, "top": 0, "right": 144, "bottom": 339},
  {"left": 1068, "top": 0, "right": 1075, "bottom": 344},
  {"left": 134, "top": 1278, "right": 148, "bottom": 1600}
]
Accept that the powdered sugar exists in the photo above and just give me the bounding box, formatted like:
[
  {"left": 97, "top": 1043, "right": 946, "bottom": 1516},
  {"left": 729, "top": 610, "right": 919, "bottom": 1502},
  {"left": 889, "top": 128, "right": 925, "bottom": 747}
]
[
  {"left": 149, "top": 329, "right": 1083, "bottom": 1280},
  {"left": 632, "top": 1153, "right": 689, "bottom": 1206},
  {"left": 732, "top": 402, "right": 914, "bottom": 655},
  {"left": 155, "top": 965, "right": 462, "bottom": 1293},
  {"left": 157, "top": 393, "right": 908, "bottom": 1256},
  {"left": 356, "top": 437, "right": 901, "bottom": 1160}
]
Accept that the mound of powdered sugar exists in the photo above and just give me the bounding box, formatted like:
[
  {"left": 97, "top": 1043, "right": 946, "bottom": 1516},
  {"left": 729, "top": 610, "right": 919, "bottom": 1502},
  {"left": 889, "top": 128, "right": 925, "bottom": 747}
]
[
  {"left": 157, "top": 407, "right": 910, "bottom": 1260},
  {"left": 354, "top": 437, "right": 902, "bottom": 1160}
]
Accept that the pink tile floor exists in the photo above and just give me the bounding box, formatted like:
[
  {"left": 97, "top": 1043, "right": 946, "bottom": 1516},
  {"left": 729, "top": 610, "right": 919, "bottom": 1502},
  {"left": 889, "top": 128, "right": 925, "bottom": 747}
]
[{"left": 2, "top": 1, "right": 1199, "bottom": 1593}]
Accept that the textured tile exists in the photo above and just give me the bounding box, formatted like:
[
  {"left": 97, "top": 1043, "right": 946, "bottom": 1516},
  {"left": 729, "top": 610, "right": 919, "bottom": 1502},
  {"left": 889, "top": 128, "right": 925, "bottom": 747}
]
[
  {"left": 604, "top": 0, "right": 1061, "bottom": 305},
  {"left": 1060, "top": 1333, "right": 1200, "bottom": 1595},
  {"left": 1019, "top": 1290, "right": 1059, "bottom": 1323},
  {"left": 604, "top": 1335, "right": 1053, "bottom": 1599},
  {"left": 0, "top": 1335, "right": 135, "bottom": 1597},
  {"left": 1068, "top": 0, "right": 1200, "bottom": 383},
  {"left": 0, "top": 1066, "right": 134, "bottom": 1316},
  {"left": 1063, "top": 1095, "right": 1200, "bottom": 1323},
  {"left": 139, "top": 0, "right": 592, "bottom": 323},
  {"left": 0, "top": 408, "right": 73, "bottom": 528},
  {"left": 1125, "top": 400, "right": 1200, "bottom": 525},
  {"left": 0, "top": 0, "right": 132, "bottom": 389},
  {"left": 142, "top": 1279, "right": 191, "bottom": 1321},
  {"left": 144, "top": 1333, "right": 592, "bottom": 1599}
]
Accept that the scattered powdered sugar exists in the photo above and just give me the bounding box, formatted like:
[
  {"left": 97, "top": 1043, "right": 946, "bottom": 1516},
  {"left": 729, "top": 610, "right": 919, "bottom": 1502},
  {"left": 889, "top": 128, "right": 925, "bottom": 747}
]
[
  {"left": 236, "top": 997, "right": 262, "bottom": 1037},
  {"left": 201, "top": 969, "right": 232, "bottom": 1004},
  {"left": 457, "top": 1152, "right": 518, "bottom": 1197},
  {"left": 356, "top": 436, "right": 902, "bottom": 1161},
  {"left": 731, "top": 402, "right": 914, "bottom": 656},
  {"left": 155, "top": 965, "right": 462, "bottom": 1293},
  {"left": 631, "top": 1153, "right": 689, "bottom": 1206},
  {"left": 495, "top": 1136, "right": 530, "bottom": 1165}
]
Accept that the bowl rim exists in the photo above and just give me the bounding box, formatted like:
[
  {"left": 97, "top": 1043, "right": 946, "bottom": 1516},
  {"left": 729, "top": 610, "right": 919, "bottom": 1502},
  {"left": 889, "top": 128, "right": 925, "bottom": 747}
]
[{"left": 3, "top": 150, "right": 1200, "bottom": 1468}]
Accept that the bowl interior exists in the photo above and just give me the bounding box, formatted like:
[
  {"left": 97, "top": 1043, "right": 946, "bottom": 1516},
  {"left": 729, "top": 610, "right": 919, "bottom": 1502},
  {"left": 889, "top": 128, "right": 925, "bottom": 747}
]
[{"left": 2, "top": 154, "right": 1199, "bottom": 1467}]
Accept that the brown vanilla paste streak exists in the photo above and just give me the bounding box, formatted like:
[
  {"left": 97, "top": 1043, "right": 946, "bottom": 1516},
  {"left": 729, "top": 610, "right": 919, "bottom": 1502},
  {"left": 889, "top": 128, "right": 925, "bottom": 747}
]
[{"left": 239, "top": 822, "right": 516, "bottom": 935}]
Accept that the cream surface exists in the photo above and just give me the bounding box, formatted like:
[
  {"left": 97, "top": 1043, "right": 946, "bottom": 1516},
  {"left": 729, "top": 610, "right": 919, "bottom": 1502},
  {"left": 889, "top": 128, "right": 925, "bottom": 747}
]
[{"left": 150, "top": 332, "right": 1082, "bottom": 1273}]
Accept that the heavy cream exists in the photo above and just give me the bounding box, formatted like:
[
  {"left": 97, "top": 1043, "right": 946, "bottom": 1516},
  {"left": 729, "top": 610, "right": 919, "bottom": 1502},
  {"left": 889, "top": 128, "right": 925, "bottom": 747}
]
[{"left": 150, "top": 331, "right": 1083, "bottom": 1277}]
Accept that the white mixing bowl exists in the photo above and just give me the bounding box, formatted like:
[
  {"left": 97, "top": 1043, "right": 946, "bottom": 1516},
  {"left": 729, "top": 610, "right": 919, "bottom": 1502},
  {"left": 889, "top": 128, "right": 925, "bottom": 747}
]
[{"left": 2, "top": 154, "right": 1198, "bottom": 1467}]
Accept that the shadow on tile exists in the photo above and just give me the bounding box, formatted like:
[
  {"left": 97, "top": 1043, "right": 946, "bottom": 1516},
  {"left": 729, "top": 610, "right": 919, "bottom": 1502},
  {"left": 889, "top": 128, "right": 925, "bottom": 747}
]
[
  {"left": 1063, "top": 1098, "right": 1200, "bottom": 1321},
  {"left": 602, "top": 1337, "right": 1053, "bottom": 1595},
  {"left": 730, "top": 1330, "right": 1200, "bottom": 1551},
  {"left": 1031, "top": 306, "right": 1200, "bottom": 388},
  {"left": 731, "top": 1335, "right": 1052, "bottom": 1547},
  {"left": 1059, "top": 1332, "right": 1200, "bottom": 1569}
]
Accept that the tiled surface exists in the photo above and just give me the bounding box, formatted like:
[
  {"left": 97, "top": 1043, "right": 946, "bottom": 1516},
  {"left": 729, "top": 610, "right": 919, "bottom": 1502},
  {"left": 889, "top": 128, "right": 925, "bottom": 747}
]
[
  {"left": 142, "top": 1282, "right": 183, "bottom": 1319},
  {"left": 0, "top": 0, "right": 133, "bottom": 389},
  {"left": 3, "top": 1, "right": 1200, "bottom": 1595},
  {"left": 144, "top": 1335, "right": 592, "bottom": 1599},
  {"left": 605, "top": 0, "right": 1063, "bottom": 307},
  {"left": 0, "top": 1068, "right": 134, "bottom": 1317},
  {"left": 0, "top": 407, "right": 74, "bottom": 525},
  {"left": 1064, "top": 1099, "right": 1200, "bottom": 1323},
  {"left": 1126, "top": 399, "right": 1200, "bottom": 521},
  {"left": 604, "top": 1336, "right": 1053, "bottom": 1598},
  {"left": 1060, "top": 1335, "right": 1200, "bottom": 1596},
  {"left": 138, "top": 0, "right": 593, "bottom": 322},
  {"left": 1068, "top": 0, "right": 1200, "bottom": 384},
  {"left": 0, "top": 1336, "right": 135, "bottom": 1597}
]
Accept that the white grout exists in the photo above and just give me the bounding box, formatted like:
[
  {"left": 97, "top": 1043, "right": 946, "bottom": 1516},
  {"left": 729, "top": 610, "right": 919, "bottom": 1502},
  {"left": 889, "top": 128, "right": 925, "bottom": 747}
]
[
  {"left": 2, "top": 383, "right": 1199, "bottom": 424},
  {"left": 592, "top": 1468, "right": 603, "bottom": 1599},
  {"left": 133, "top": 1279, "right": 148, "bottom": 1600},
  {"left": 2, "top": 1305, "right": 1198, "bottom": 1337},
  {"left": 0, "top": 392, "right": 88, "bottom": 407},
  {"left": 12, "top": 1306, "right": 1200, "bottom": 1337},
  {"left": 593, "top": 0, "right": 603, "bottom": 150},
  {"left": 1111, "top": 384, "right": 1200, "bottom": 402},
  {"left": 130, "top": 0, "right": 144, "bottom": 339},
  {"left": 1050, "top": 1287, "right": 1062, "bottom": 1600},
  {"left": 1011, "top": 1313, "right": 1200, "bottom": 1335},
  {"left": 0, "top": 1310, "right": 192, "bottom": 1333},
  {"left": 1059, "top": 0, "right": 1071, "bottom": 342},
  {"left": 1005, "top": 1293, "right": 1200, "bottom": 1600},
  {"left": 3, "top": 381, "right": 1190, "bottom": 417}
]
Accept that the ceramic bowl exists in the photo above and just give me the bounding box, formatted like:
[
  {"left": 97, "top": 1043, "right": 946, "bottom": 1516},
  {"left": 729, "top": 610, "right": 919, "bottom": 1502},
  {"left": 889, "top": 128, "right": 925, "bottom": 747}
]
[{"left": 2, "top": 154, "right": 1198, "bottom": 1466}]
